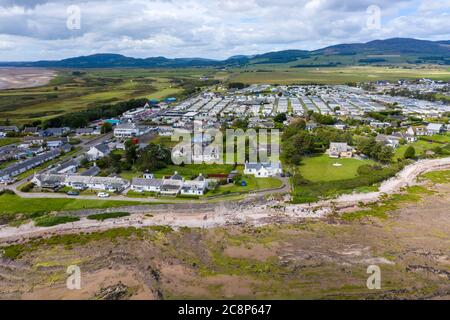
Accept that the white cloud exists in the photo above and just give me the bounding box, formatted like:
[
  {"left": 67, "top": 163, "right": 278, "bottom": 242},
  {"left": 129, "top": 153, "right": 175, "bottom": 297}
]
[{"left": 0, "top": 0, "right": 448, "bottom": 61}]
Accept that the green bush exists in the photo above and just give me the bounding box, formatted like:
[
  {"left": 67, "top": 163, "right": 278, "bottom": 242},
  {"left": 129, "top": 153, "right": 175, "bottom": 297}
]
[
  {"left": 20, "top": 183, "right": 35, "bottom": 193},
  {"left": 34, "top": 216, "right": 80, "bottom": 227},
  {"left": 87, "top": 212, "right": 130, "bottom": 221}
]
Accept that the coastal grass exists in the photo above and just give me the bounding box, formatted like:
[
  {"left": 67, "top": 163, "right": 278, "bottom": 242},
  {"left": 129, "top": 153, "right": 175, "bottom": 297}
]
[
  {"left": 0, "top": 193, "right": 141, "bottom": 220},
  {"left": 342, "top": 185, "right": 435, "bottom": 221},
  {"left": 34, "top": 215, "right": 80, "bottom": 227}
]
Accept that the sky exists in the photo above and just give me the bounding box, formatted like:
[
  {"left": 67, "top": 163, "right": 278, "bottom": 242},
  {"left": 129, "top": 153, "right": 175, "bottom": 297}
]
[{"left": 0, "top": 0, "right": 449, "bottom": 61}]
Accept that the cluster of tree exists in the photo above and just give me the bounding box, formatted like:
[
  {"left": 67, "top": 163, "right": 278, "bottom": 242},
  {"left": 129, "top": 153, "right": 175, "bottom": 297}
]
[
  {"left": 305, "top": 111, "right": 336, "bottom": 125},
  {"left": 356, "top": 137, "right": 394, "bottom": 163},
  {"left": 96, "top": 142, "right": 172, "bottom": 174},
  {"left": 43, "top": 98, "right": 148, "bottom": 129},
  {"left": 274, "top": 113, "right": 287, "bottom": 124},
  {"left": 281, "top": 119, "right": 353, "bottom": 165},
  {"left": 227, "top": 82, "right": 248, "bottom": 90}
]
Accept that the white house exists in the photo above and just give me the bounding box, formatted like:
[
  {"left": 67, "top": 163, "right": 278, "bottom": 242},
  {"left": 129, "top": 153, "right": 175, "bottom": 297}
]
[
  {"left": 114, "top": 122, "right": 140, "bottom": 138},
  {"left": 131, "top": 178, "right": 162, "bottom": 193},
  {"left": 87, "top": 143, "right": 111, "bottom": 161},
  {"left": 244, "top": 162, "right": 282, "bottom": 178},
  {"left": 180, "top": 174, "right": 208, "bottom": 196},
  {"left": 427, "top": 123, "right": 446, "bottom": 135},
  {"left": 160, "top": 172, "right": 184, "bottom": 195}
]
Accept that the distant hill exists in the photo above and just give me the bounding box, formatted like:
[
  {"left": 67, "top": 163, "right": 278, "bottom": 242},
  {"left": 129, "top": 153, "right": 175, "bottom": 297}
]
[
  {"left": 315, "top": 38, "right": 450, "bottom": 56},
  {"left": 1, "top": 38, "right": 448, "bottom": 68}
]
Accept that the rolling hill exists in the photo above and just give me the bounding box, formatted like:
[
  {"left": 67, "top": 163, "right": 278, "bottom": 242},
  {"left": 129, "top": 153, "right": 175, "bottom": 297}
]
[{"left": 1, "top": 38, "right": 448, "bottom": 68}]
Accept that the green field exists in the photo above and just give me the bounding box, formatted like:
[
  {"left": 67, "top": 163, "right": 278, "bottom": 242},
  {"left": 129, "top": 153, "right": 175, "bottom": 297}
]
[
  {"left": 394, "top": 139, "right": 447, "bottom": 160},
  {"left": 0, "top": 138, "right": 20, "bottom": 147},
  {"left": 0, "top": 68, "right": 220, "bottom": 124},
  {"left": 0, "top": 193, "right": 141, "bottom": 220},
  {"left": 298, "top": 154, "right": 375, "bottom": 182},
  {"left": 228, "top": 66, "right": 450, "bottom": 85}
]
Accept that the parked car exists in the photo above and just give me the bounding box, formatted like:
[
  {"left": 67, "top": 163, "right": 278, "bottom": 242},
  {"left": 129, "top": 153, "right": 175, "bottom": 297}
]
[
  {"left": 97, "top": 192, "right": 110, "bottom": 198},
  {"left": 67, "top": 190, "right": 80, "bottom": 196}
]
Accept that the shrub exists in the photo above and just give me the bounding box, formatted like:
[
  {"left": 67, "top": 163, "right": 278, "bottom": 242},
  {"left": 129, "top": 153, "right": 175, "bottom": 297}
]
[
  {"left": 20, "top": 183, "right": 35, "bottom": 193},
  {"left": 87, "top": 212, "right": 130, "bottom": 221},
  {"left": 34, "top": 216, "right": 80, "bottom": 227},
  {"left": 404, "top": 146, "right": 416, "bottom": 159}
]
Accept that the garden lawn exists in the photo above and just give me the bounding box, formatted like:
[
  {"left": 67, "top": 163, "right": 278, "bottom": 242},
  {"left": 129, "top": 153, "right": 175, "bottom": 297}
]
[
  {"left": 394, "top": 140, "right": 443, "bottom": 160},
  {"left": 153, "top": 164, "right": 236, "bottom": 178},
  {"left": 211, "top": 175, "right": 283, "bottom": 196},
  {"left": 298, "top": 154, "right": 375, "bottom": 183}
]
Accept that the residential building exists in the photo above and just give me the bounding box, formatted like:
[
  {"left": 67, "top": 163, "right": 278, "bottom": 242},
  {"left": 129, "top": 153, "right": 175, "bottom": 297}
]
[
  {"left": 131, "top": 178, "right": 162, "bottom": 193},
  {"left": 87, "top": 143, "right": 111, "bottom": 161},
  {"left": 427, "top": 123, "right": 446, "bottom": 135},
  {"left": 244, "top": 162, "right": 283, "bottom": 178},
  {"left": 0, "top": 149, "right": 61, "bottom": 184},
  {"left": 327, "top": 142, "right": 354, "bottom": 158}
]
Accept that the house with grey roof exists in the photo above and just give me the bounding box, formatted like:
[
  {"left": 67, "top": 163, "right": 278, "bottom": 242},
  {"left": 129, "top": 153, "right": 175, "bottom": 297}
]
[
  {"left": 87, "top": 143, "right": 111, "bottom": 161},
  {"left": 327, "top": 142, "right": 354, "bottom": 158},
  {"left": 0, "top": 149, "right": 61, "bottom": 184},
  {"left": 244, "top": 162, "right": 282, "bottom": 178},
  {"left": 131, "top": 178, "right": 163, "bottom": 193},
  {"left": 426, "top": 123, "right": 446, "bottom": 135}
]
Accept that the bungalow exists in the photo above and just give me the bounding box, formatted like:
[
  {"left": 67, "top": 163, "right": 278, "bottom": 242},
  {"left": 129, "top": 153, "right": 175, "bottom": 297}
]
[
  {"left": 46, "top": 138, "right": 67, "bottom": 149},
  {"left": 43, "top": 127, "right": 70, "bottom": 137},
  {"left": 32, "top": 173, "right": 66, "bottom": 189},
  {"left": 244, "top": 162, "right": 283, "bottom": 178},
  {"left": 180, "top": 174, "right": 208, "bottom": 196},
  {"left": 87, "top": 143, "right": 111, "bottom": 161},
  {"left": 33, "top": 174, "right": 129, "bottom": 192},
  {"left": 407, "top": 126, "right": 428, "bottom": 137},
  {"left": 0, "top": 126, "right": 19, "bottom": 134},
  {"left": 65, "top": 176, "right": 129, "bottom": 192},
  {"left": 0, "top": 149, "right": 61, "bottom": 184},
  {"left": 427, "top": 123, "right": 446, "bottom": 135},
  {"left": 131, "top": 177, "right": 162, "bottom": 193},
  {"left": 23, "top": 127, "right": 39, "bottom": 135},
  {"left": 327, "top": 142, "right": 354, "bottom": 158},
  {"left": 160, "top": 172, "right": 184, "bottom": 195},
  {"left": 75, "top": 128, "right": 100, "bottom": 136}
]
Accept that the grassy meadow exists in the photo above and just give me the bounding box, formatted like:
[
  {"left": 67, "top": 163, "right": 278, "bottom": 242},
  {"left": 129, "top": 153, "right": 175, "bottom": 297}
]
[{"left": 228, "top": 66, "right": 450, "bottom": 85}]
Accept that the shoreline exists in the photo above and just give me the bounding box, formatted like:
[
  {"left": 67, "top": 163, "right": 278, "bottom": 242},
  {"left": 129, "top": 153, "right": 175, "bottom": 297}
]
[{"left": 1, "top": 157, "right": 450, "bottom": 243}]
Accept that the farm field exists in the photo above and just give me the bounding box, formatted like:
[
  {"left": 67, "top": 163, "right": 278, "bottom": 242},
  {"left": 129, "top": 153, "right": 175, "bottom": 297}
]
[
  {"left": 0, "top": 68, "right": 220, "bottom": 125},
  {"left": 228, "top": 66, "right": 450, "bottom": 85},
  {"left": 298, "top": 154, "right": 375, "bottom": 182}
]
